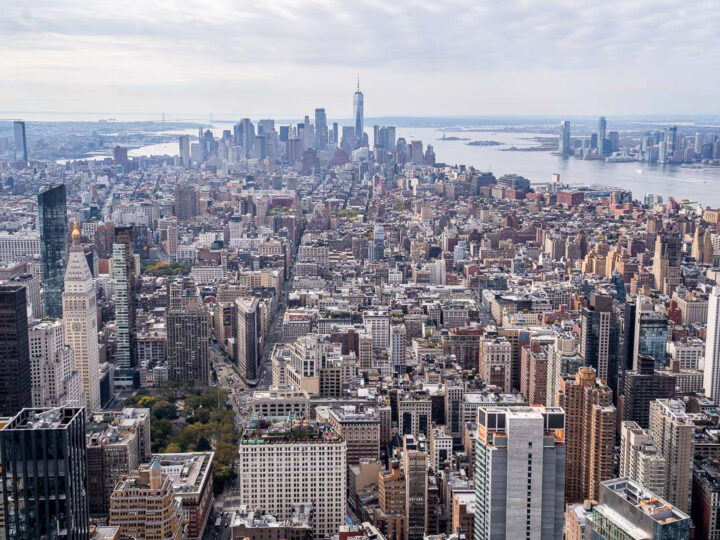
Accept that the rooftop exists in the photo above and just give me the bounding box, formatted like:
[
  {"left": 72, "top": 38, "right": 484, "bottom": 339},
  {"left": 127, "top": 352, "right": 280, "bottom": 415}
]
[
  {"left": 153, "top": 451, "right": 214, "bottom": 496},
  {"left": 5, "top": 407, "right": 83, "bottom": 431}
]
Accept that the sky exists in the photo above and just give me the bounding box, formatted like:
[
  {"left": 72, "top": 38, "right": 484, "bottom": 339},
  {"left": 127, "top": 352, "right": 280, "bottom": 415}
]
[{"left": 2, "top": 0, "right": 720, "bottom": 119}]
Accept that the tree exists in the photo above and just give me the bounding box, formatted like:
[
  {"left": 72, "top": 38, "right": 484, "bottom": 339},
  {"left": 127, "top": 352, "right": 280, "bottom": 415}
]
[
  {"left": 165, "top": 442, "right": 182, "bottom": 453},
  {"left": 196, "top": 436, "right": 212, "bottom": 451}
]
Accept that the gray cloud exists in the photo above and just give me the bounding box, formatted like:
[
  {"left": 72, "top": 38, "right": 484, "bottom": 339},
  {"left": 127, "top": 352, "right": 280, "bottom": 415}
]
[{"left": 2, "top": 0, "right": 720, "bottom": 116}]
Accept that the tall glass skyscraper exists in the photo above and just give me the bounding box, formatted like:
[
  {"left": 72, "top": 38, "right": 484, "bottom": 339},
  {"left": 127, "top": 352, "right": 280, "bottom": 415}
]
[
  {"left": 38, "top": 184, "right": 68, "bottom": 319},
  {"left": 0, "top": 284, "right": 32, "bottom": 417},
  {"left": 353, "top": 79, "right": 364, "bottom": 147},
  {"left": 13, "top": 121, "right": 27, "bottom": 162},
  {"left": 0, "top": 407, "right": 90, "bottom": 539}
]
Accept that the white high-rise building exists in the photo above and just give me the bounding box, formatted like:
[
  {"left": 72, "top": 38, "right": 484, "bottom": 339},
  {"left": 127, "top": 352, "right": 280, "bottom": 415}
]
[
  {"left": 28, "top": 319, "right": 84, "bottom": 408},
  {"left": 704, "top": 286, "right": 720, "bottom": 404},
  {"left": 63, "top": 226, "right": 101, "bottom": 412},
  {"left": 237, "top": 422, "right": 346, "bottom": 538},
  {"left": 390, "top": 324, "right": 406, "bottom": 369},
  {"left": 619, "top": 421, "right": 667, "bottom": 498},
  {"left": 364, "top": 311, "right": 389, "bottom": 351},
  {"left": 649, "top": 399, "right": 694, "bottom": 513},
  {"left": 474, "top": 406, "right": 566, "bottom": 540}
]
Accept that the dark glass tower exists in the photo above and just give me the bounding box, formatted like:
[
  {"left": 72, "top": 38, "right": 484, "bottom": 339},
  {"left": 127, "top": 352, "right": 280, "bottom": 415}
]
[
  {"left": 0, "top": 407, "right": 90, "bottom": 539},
  {"left": 38, "top": 184, "right": 68, "bottom": 318},
  {"left": 0, "top": 284, "right": 31, "bottom": 416}
]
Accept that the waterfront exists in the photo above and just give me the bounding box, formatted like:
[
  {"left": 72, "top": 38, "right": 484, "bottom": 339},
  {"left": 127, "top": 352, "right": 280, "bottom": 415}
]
[{"left": 60, "top": 122, "right": 720, "bottom": 206}]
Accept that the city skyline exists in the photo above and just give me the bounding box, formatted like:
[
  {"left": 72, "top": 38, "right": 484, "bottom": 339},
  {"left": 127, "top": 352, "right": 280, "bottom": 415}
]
[{"left": 3, "top": 0, "right": 720, "bottom": 117}]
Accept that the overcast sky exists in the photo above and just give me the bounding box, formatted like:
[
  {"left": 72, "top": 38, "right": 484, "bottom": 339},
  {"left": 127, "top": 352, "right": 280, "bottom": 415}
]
[{"left": 2, "top": 0, "right": 720, "bottom": 119}]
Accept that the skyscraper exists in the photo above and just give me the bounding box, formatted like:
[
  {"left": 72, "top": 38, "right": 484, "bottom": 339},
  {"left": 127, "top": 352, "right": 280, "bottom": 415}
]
[
  {"left": 13, "top": 120, "right": 27, "bottom": 162},
  {"left": 235, "top": 297, "right": 260, "bottom": 384},
  {"left": 559, "top": 121, "right": 571, "bottom": 156},
  {"left": 556, "top": 367, "right": 616, "bottom": 503},
  {"left": 619, "top": 421, "right": 667, "bottom": 497},
  {"left": 113, "top": 227, "right": 136, "bottom": 388},
  {"left": 0, "top": 407, "right": 90, "bottom": 539},
  {"left": 353, "top": 79, "right": 364, "bottom": 147},
  {"left": 652, "top": 233, "right": 682, "bottom": 295},
  {"left": 28, "top": 319, "right": 84, "bottom": 408},
  {"left": 633, "top": 296, "right": 669, "bottom": 370},
  {"left": 38, "top": 184, "right": 68, "bottom": 319},
  {"left": 580, "top": 292, "right": 618, "bottom": 393},
  {"left": 63, "top": 225, "right": 101, "bottom": 412},
  {"left": 704, "top": 286, "right": 720, "bottom": 404},
  {"left": 403, "top": 435, "right": 427, "bottom": 540},
  {"left": 0, "top": 284, "right": 32, "bottom": 416},
  {"left": 619, "top": 354, "right": 676, "bottom": 429},
  {"left": 649, "top": 399, "right": 694, "bottom": 513},
  {"left": 167, "top": 297, "right": 210, "bottom": 385},
  {"left": 178, "top": 134, "right": 191, "bottom": 165},
  {"left": 112, "top": 145, "right": 129, "bottom": 169},
  {"left": 597, "top": 116, "right": 607, "bottom": 154},
  {"left": 474, "top": 406, "right": 566, "bottom": 540},
  {"left": 314, "top": 108, "right": 328, "bottom": 149}
]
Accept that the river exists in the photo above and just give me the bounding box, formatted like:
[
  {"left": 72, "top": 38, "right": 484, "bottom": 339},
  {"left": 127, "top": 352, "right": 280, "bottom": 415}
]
[{"left": 70, "top": 123, "right": 720, "bottom": 206}]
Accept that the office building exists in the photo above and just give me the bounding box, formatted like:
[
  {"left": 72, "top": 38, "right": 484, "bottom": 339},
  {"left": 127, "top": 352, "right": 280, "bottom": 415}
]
[
  {"left": 28, "top": 319, "right": 84, "bottom": 408},
  {"left": 619, "top": 354, "right": 676, "bottom": 429},
  {"left": 652, "top": 233, "right": 682, "bottom": 295},
  {"left": 13, "top": 120, "right": 27, "bottom": 162},
  {"left": 38, "top": 184, "right": 68, "bottom": 319},
  {"left": 63, "top": 225, "right": 101, "bottom": 412},
  {"left": 648, "top": 399, "right": 694, "bottom": 513},
  {"left": 112, "top": 227, "right": 136, "bottom": 388},
  {"left": 87, "top": 424, "right": 140, "bottom": 515},
  {"left": 327, "top": 407, "right": 380, "bottom": 465},
  {"left": 580, "top": 292, "right": 618, "bottom": 393},
  {"left": 251, "top": 387, "right": 310, "bottom": 419},
  {"left": 403, "top": 435, "right": 427, "bottom": 540},
  {"left": 633, "top": 296, "right": 669, "bottom": 370},
  {"left": 585, "top": 478, "right": 690, "bottom": 539},
  {"left": 237, "top": 421, "right": 346, "bottom": 538},
  {"left": 108, "top": 460, "right": 183, "bottom": 540},
  {"left": 597, "top": 116, "right": 607, "bottom": 154},
  {"left": 178, "top": 134, "right": 191, "bottom": 165},
  {"left": 556, "top": 367, "right": 616, "bottom": 503},
  {"left": 0, "top": 284, "right": 32, "bottom": 416},
  {"left": 389, "top": 324, "right": 406, "bottom": 369},
  {"left": 153, "top": 452, "right": 214, "bottom": 540},
  {"left": 112, "top": 146, "right": 128, "bottom": 169},
  {"left": 478, "top": 336, "right": 512, "bottom": 392},
  {"left": 398, "top": 393, "right": 432, "bottom": 438},
  {"left": 705, "top": 286, "right": 720, "bottom": 404},
  {"left": 0, "top": 407, "right": 89, "bottom": 539},
  {"left": 167, "top": 297, "right": 210, "bottom": 385},
  {"left": 364, "top": 310, "right": 389, "bottom": 351},
  {"left": 619, "top": 421, "right": 667, "bottom": 497},
  {"left": 559, "top": 121, "right": 571, "bottom": 156},
  {"left": 353, "top": 80, "right": 364, "bottom": 147},
  {"left": 235, "top": 297, "right": 260, "bottom": 384},
  {"left": 314, "top": 108, "right": 327, "bottom": 149},
  {"left": 692, "top": 458, "right": 720, "bottom": 540},
  {"left": 474, "top": 406, "right": 566, "bottom": 540},
  {"left": 174, "top": 185, "right": 197, "bottom": 220},
  {"left": 375, "top": 459, "right": 405, "bottom": 540}
]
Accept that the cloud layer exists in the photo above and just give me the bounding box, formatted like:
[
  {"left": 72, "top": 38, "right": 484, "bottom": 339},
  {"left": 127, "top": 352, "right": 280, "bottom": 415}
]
[{"left": 2, "top": 0, "right": 720, "bottom": 117}]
